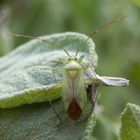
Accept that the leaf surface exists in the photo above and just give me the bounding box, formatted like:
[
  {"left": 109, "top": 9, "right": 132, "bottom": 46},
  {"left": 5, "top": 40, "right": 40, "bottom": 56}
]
[
  {"left": 0, "top": 32, "right": 98, "bottom": 140},
  {"left": 120, "top": 103, "right": 140, "bottom": 140},
  {"left": 0, "top": 32, "right": 97, "bottom": 108}
]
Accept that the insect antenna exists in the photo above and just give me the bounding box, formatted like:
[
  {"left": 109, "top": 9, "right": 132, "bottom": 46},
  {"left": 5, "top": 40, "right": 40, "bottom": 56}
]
[
  {"left": 6, "top": 32, "right": 50, "bottom": 43},
  {"left": 64, "top": 49, "right": 71, "bottom": 57},
  {"left": 75, "top": 15, "right": 129, "bottom": 56}
]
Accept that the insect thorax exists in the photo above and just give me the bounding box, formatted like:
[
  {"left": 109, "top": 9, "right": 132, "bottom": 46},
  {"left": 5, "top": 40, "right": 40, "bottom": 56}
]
[{"left": 64, "top": 60, "right": 82, "bottom": 78}]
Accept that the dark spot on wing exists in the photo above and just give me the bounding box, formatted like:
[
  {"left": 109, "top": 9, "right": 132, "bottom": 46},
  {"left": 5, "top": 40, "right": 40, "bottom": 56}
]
[{"left": 67, "top": 98, "right": 82, "bottom": 120}]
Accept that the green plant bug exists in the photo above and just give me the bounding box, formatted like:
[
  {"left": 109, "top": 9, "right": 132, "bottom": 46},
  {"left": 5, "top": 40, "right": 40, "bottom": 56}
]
[
  {"left": 59, "top": 15, "right": 129, "bottom": 120},
  {"left": 7, "top": 15, "right": 129, "bottom": 121},
  {"left": 62, "top": 50, "right": 87, "bottom": 120}
]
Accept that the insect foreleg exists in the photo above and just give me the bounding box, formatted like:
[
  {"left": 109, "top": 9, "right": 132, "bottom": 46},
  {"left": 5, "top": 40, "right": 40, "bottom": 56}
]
[
  {"left": 83, "top": 64, "right": 99, "bottom": 81},
  {"left": 88, "top": 65, "right": 98, "bottom": 79}
]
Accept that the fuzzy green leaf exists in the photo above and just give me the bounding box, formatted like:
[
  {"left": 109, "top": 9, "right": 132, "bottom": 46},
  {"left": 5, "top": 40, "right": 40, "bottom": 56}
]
[
  {"left": 120, "top": 103, "right": 140, "bottom": 140},
  {"left": 0, "top": 100, "right": 89, "bottom": 140},
  {"left": 0, "top": 32, "right": 98, "bottom": 140},
  {"left": 0, "top": 32, "right": 97, "bottom": 108}
]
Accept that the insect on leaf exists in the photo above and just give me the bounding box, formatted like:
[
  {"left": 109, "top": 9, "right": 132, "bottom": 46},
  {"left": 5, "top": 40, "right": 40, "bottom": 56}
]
[{"left": 0, "top": 32, "right": 98, "bottom": 108}]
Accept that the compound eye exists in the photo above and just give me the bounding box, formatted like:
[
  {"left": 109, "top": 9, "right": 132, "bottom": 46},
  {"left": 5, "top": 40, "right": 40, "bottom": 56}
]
[{"left": 74, "top": 57, "right": 78, "bottom": 61}]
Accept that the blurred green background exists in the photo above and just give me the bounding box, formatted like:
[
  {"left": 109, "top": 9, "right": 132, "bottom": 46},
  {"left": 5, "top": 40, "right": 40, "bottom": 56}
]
[{"left": 0, "top": 0, "right": 139, "bottom": 132}]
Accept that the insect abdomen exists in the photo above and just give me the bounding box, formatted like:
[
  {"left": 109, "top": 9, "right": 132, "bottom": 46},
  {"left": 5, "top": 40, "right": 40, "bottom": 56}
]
[{"left": 67, "top": 98, "right": 82, "bottom": 120}]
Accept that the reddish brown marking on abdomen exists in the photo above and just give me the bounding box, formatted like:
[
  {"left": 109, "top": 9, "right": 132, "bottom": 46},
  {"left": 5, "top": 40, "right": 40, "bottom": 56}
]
[{"left": 67, "top": 98, "right": 82, "bottom": 121}]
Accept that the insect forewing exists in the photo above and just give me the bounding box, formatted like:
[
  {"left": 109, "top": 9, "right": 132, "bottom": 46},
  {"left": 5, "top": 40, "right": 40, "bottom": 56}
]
[{"left": 62, "top": 68, "right": 86, "bottom": 112}]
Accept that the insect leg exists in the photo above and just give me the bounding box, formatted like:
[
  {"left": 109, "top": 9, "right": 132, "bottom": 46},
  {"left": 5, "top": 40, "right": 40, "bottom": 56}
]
[
  {"left": 48, "top": 100, "right": 62, "bottom": 122},
  {"left": 82, "top": 84, "right": 101, "bottom": 139},
  {"left": 84, "top": 64, "right": 101, "bottom": 106},
  {"left": 83, "top": 64, "right": 99, "bottom": 81},
  {"left": 87, "top": 83, "right": 100, "bottom": 112},
  {"left": 80, "top": 84, "right": 100, "bottom": 122},
  {"left": 85, "top": 64, "right": 129, "bottom": 87},
  {"left": 48, "top": 70, "right": 63, "bottom": 122},
  {"left": 88, "top": 64, "right": 98, "bottom": 79}
]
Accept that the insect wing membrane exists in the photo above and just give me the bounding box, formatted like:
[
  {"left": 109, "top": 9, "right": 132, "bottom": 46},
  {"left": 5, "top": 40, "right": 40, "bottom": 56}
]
[{"left": 62, "top": 68, "right": 86, "bottom": 120}]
